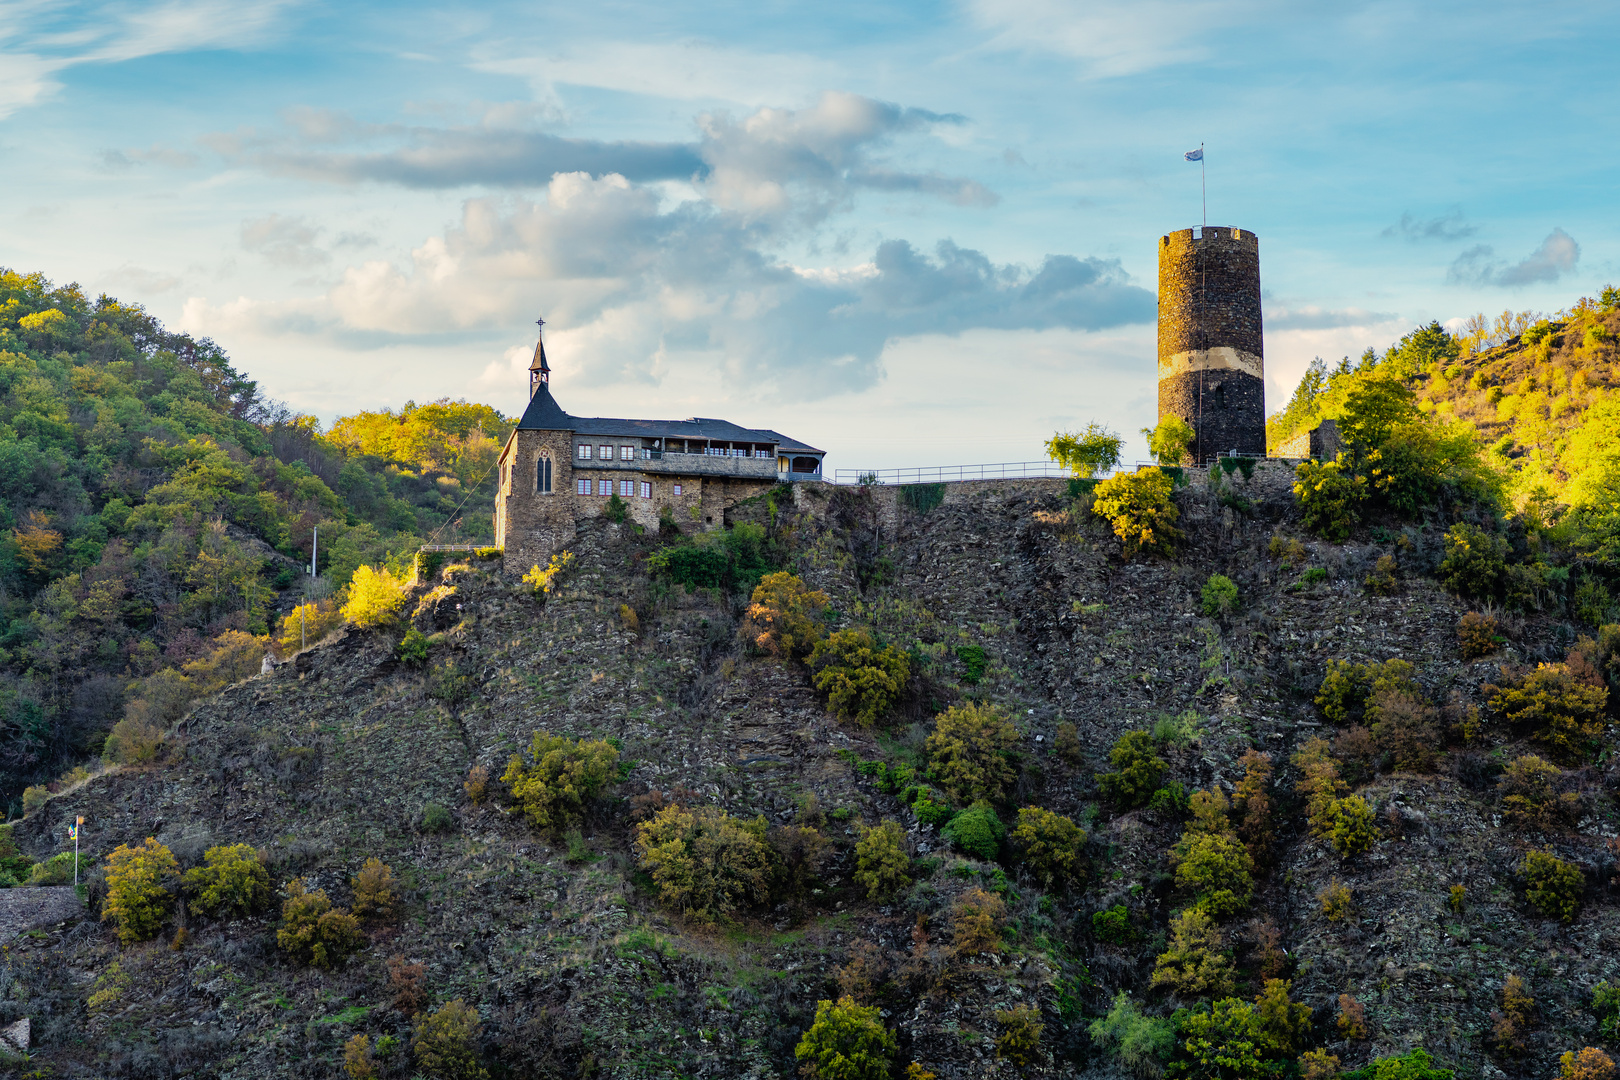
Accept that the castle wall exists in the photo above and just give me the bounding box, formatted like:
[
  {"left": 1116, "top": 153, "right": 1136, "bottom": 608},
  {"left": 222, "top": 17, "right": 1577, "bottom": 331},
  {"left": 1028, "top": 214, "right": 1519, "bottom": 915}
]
[
  {"left": 1157, "top": 226, "right": 1267, "bottom": 461},
  {"left": 497, "top": 428, "right": 576, "bottom": 569}
]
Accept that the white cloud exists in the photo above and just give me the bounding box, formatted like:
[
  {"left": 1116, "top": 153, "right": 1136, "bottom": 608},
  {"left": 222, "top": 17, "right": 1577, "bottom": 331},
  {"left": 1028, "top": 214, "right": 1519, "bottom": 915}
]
[
  {"left": 478, "top": 40, "right": 837, "bottom": 107},
  {"left": 1447, "top": 228, "right": 1580, "bottom": 288},
  {"left": 241, "top": 214, "right": 329, "bottom": 268},
  {"left": 962, "top": 0, "right": 1268, "bottom": 77}
]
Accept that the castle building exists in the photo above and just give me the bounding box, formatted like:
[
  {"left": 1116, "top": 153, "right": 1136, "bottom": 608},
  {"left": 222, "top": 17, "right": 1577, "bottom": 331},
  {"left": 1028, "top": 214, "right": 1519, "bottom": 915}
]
[
  {"left": 493, "top": 323, "right": 825, "bottom": 566},
  {"left": 1156, "top": 226, "right": 1267, "bottom": 461}
]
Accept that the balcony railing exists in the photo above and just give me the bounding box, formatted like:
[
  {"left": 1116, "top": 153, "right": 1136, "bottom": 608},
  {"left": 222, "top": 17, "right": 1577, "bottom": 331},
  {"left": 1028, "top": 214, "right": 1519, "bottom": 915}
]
[{"left": 833, "top": 461, "right": 1125, "bottom": 485}]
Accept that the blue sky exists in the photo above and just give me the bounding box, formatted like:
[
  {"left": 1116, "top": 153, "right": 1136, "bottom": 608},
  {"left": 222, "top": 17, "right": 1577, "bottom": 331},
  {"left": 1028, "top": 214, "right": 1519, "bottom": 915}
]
[{"left": 2, "top": 0, "right": 1615, "bottom": 471}]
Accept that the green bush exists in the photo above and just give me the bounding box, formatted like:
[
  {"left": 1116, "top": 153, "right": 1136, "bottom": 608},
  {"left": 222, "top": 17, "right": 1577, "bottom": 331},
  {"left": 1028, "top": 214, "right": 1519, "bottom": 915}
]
[
  {"left": 1328, "top": 795, "right": 1378, "bottom": 857},
  {"left": 501, "top": 731, "right": 620, "bottom": 833},
  {"left": 634, "top": 804, "right": 773, "bottom": 922},
  {"left": 647, "top": 522, "right": 772, "bottom": 594},
  {"left": 1092, "top": 468, "right": 1183, "bottom": 557},
  {"left": 809, "top": 629, "right": 911, "bottom": 727},
  {"left": 1341, "top": 1049, "right": 1455, "bottom": 1080},
  {"left": 794, "top": 996, "right": 897, "bottom": 1080},
  {"left": 1096, "top": 731, "right": 1167, "bottom": 808},
  {"left": 1092, "top": 905, "right": 1134, "bottom": 944},
  {"left": 421, "top": 802, "right": 454, "bottom": 833},
  {"left": 941, "top": 803, "right": 1005, "bottom": 860},
  {"left": 1293, "top": 456, "right": 1366, "bottom": 542},
  {"left": 1010, "top": 806, "right": 1087, "bottom": 888},
  {"left": 1152, "top": 710, "right": 1203, "bottom": 746},
  {"left": 102, "top": 838, "right": 179, "bottom": 944},
  {"left": 1499, "top": 755, "right": 1580, "bottom": 827},
  {"left": 1178, "top": 998, "right": 1267, "bottom": 1080},
  {"left": 910, "top": 792, "right": 955, "bottom": 827},
  {"left": 21, "top": 785, "right": 48, "bottom": 816},
  {"left": 1488, "top": 661, "right": 1609, "bottom": 762},
  {"left": 1593, "top": 980, "right": 1620, "bottom": 1040},
  {"left": 925, "top": 701, "right": 1020, "bottom": 804},
  {"left": 1439, "top": 523, "right": 1510, "bottom": 599},
  {"left": 994, "top": 1003, "right": 1043, "bottom": 1066},
  {"left": 26, "top": 851, "right": 87, "bottom": 886},
  {"left": 852, "top": 820, "right": 911, "bottom": 902},
  {"left": 1088, "top": 991, "right": 1176, "bottom": 1077},
  {"left": 1143, "top": 415, "right": 1196, "bottom": 466},
  {"left": 956, "top": 644, "right": 988, "bottom": 685},
  {"left": 1047, "top": 422, "right": 1124, "bottom": 479},
  {"left": 395, "top": 628, "right": 430, "bottom": 667},
  {"left": 1149, "top": 782, "right": 1190, "bottom": 816},
  {"left": 1201, "top": 574, "right": 1239, "bottom": 617},
  {"left": 1522, "top": 848, "right": 1583, "bottom": 922},
  {"left": 277, "top": 878, "right": 363, "bottom": 967},
  {"left": 412, "top": 998, "right": 487, "bottom": 1080},
  {"left": 1172, "top": 831, "right": 1255, "bottom": 915},
  {"left": 1150, "top": 908, "right": 1234, "bottom": 998},
  {"left": 184, "top": 843, "right": 270, "bottom": 918}
]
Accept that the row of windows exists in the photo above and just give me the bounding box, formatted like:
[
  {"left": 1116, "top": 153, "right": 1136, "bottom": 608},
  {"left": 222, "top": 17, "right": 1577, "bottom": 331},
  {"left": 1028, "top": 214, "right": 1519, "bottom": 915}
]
[
  {"left": 575, "top": 443, "right": 771, "bottom": 460},
  {"left": 574, "top": 479, "right": 684, "bottom": 498}
]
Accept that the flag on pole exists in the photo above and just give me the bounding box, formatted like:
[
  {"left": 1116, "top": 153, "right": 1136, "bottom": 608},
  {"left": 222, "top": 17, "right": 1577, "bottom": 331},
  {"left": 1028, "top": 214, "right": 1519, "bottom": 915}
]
[{"left": 1184, "top": 148, "right": 1203, "bottom": 161}]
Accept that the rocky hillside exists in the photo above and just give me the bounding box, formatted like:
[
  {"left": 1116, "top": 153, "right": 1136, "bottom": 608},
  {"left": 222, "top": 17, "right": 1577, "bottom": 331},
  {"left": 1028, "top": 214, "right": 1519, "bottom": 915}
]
[{"left": 2, "top": 463, "right": 1617, "bottom": 1079}]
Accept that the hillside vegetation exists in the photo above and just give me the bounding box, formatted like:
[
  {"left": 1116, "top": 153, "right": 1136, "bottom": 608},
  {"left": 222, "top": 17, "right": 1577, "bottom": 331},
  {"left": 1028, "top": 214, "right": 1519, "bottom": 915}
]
[
  {"left": 0, "top": 270, "right": 510, "bottom": 807},
  {"left": 0, "top": 274, "right": 1615, "bottom": 1080}
]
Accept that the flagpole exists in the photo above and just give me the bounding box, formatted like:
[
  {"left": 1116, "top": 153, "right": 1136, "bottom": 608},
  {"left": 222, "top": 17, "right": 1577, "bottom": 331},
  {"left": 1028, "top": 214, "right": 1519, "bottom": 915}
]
[{"left": 1200, "top": 143, "right": 1206, "bottom": 227}]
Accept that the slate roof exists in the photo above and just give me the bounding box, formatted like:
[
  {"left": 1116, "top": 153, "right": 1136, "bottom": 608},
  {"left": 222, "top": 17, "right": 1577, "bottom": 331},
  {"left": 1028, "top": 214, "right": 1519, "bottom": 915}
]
[{"left": 514, "top": 387, "right": 823, "bottom": 455}]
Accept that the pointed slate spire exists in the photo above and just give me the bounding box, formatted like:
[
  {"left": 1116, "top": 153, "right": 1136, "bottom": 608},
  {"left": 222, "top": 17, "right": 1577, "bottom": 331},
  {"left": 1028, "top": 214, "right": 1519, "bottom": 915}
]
[{"left": 528, "top": 317, "right": 551, "bottom": 399}]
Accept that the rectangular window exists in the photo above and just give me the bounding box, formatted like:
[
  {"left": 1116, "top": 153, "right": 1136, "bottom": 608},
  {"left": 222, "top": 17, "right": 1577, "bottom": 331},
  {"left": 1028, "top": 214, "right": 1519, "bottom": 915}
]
[
  {"left": 673, "top": 483, "right": 683, "bottom": 496},
  {"left": 620, "top": 445, "right": 634, "bottom": 461},
  {"left": 577, "top": 444, "right": 591, "bottom": 459},
  {"left": 619, "top": 480, "right": 634, "bottom": 497},
  {"left": 599, "top": 445, "right": 612, "bottom": 460},
  {"left": 577, "top": 478, "right": 591, "bottom": 495},
  {"left": 598, "top": 479, "right": 612, "bottom": 496},
  {"left": 640, "top": 482, "right": 651, "bottom": 499}
]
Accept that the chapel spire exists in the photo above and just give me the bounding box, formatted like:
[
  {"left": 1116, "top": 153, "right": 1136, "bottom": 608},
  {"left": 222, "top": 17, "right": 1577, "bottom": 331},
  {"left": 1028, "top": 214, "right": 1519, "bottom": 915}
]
[{"left": 528, "top": 317, "right": 551, "bottom": 399}]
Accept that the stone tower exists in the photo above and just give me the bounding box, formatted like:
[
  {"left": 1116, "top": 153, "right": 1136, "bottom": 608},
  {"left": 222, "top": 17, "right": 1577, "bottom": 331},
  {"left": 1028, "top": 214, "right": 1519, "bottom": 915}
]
[{"left": 1156, "top": 226, "right": 1266, "bottom": 462}]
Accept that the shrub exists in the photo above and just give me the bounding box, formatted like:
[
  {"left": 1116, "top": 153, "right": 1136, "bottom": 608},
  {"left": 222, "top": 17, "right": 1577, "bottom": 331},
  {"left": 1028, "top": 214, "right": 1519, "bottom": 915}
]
[
  {"left": 277, "top": 878, "right": 363, "bottom": 967},
  {"left": 396, "top": 628, "right": 430, "bottom": 667},
  {"left": 464, "top": 764, "right": 489, "bottom": 805},
  {"left": 1231, "top": 750, "right": 1274, "bottom": 863},
  {"left": 1499, "top": 754, "right": 1580, "bottom": 827},
  {"left": 1092, "top": 904, "right": 1134, "bottom": 944},
  {"left": 1292, "top": 738, "right": 1347, "bottom": 835},
  {"left": 1328, "top": 795, "right": 1378, "bottom": 857},
  {"left": 1179, "top": 998, "right": 1267, "bottom": 1080},
  {"left": 1252, "top": 979, "right": 1312, "bottom": 1057},
  {"left": 994, "top": 1003, "right": 1043, "bottom": 1066},
  {"left": 26, "top": 852, "right": 87, "bottom": 885},
  {"left": 343, "top": 564, "right": 409, "bottom": 628},
  {"left": 1011, "top": 806, "right": 1087, "bottom": 888},
  {"left": 1491, "top": 974, "right": 1535, "bottom": 1053},
  {"left": 1337, "top": 994, "right": 1367, "bottom": 1039},
  {"left": 1151, "top": 908, "right": 1234, "bottom": 998},
  {"left": 1093, "top": 467, "right": 1183, "bottom": 557},
  {"left": 956, "top": 643, "right": 988, "bottom": 685},
  {"left": 605, "top": 492, "right": 628, "bottom": 523},
  {"left": 1347, "top": 1049, "right": 1454, "bottom": 1080},
  {"left": 1149, "top": 782, "right": 1190, "bottom": 816},
  {"left": 1457, "top": 612, "right": 1501, "bottom": 658},
  {"left": 770, "top": 823, "right": 832, "bottom": 899},
  {"left": 634, "top": 804, "right": 773, "bottom": 922},
  {"left": 522, "top": 551, "right": 575, "bottom": 597},
  {"left": 647, "top": 523, "right": 772, "bottom": 593},
  {"left": 1172, "top": 830, "right": 1254, "bottom": 916},
  {"left": 1201, "top": 574, "right": 1239, "bottom": 617},
  {"left": 87, "top": 961, "right": 130, "bottom": 1014},
  {"left": 910, "top": 792, "right": 954, "bottom": 827},
  {"left": 1316, "top": 659, "right": 1370, "bottom": 724},
  {"left": 1439, "top": 523, "right": 1510, "bottom": 599},
  {"left": 1488, "top": 662, "right": 1608, "bottom": 761},
  {"left": 388, "top": 954, "right": 428, "bottom": 1015},
  {"left": 345, "top": 1033, "right": 377, "bottom": 1080},
  {"left": 413, "top": 998, "right": 487, "bottom": 1080},
  {"left": 1096, "top": 730, "right": 1168, "bottom": 808},
  {"left": 1318, "top": 879, "right": 1353, "bottom": 921},
  {"left": 1562, "top": 1049, "right": 1617, "bottom": 1080},
  {"left": 1143, "top": 415, "right": 1196, "bottom": 466},
  {"left": 276, "top": 600, "right": 345, "bottom": 656},
  {"left": 1269, "top": 535, "right": 1308, "bottom": 566},
  {"left": 184, "top": 843, "right": 270, "bottom": 918},
  {"left": 951, "top": 887, "right": 1006, "bottom": 956},
  {"left": 925, "top": 701, "right": 1020, "bottom": 804},
  {"left": 809, "top": 629, "right": 911, "bottom": 727},
  {"left": 742, "top": 572, "right": 829, "bottom": 659},
  {"left": 1088, "top": 991, "right": 1177, "bottom": 1077},
  {"left": 102, "top": 837, "right": 179, "bottom": 944},
  {"left": 501, "top": 731, "right": 620, "bottom": 833},
  {"left": 1153, "top": 709, "right": 1204, "bottom": 746},
  {"left": 352, "top": 858, "right": 397, "bottom": 921},
  {"left": 1596, "top": 980, "right": 1620, "bottom": 1040},
  {"left": 1293, "top": 456, "right": 1366, "bottom": 542},
  {"left": 21, "top": 785, "right": 49, "bottom": 815},
  {"left": 941, "top": 803, "right": 1005, "bottom": 860},
  {"left": 1365, "top": 552, "right": 1400, "bottom": 595},
  {"left": 421, "top": 802, "right": 454, "bottom": 833},
  {"left": 1052, "top": 721, "right": 1082, "bottom": 765},
  {"left": 794, "top": 996, "right": 897, "bottom": 1080},
  {"left": 852, "top": 820, "right": 911, "bottom": 902},
  {"left": 1301, "top": 1050, "right": 1342, "bottom": 1080},
  {"left": 1522, "top": 849, "right": 1582, "bottom": 922}
]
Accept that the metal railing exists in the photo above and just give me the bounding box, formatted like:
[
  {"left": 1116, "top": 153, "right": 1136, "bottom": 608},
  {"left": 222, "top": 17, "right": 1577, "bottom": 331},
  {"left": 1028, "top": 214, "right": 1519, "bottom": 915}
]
[{"left": 833, "top": 461, "right": 1117, "bottom": 485}]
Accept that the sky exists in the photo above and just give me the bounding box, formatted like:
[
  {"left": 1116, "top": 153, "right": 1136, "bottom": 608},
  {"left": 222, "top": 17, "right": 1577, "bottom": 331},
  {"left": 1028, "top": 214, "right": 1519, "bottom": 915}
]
[{"left": 2, "top": 0, "right": 1617, "bottom": 474}]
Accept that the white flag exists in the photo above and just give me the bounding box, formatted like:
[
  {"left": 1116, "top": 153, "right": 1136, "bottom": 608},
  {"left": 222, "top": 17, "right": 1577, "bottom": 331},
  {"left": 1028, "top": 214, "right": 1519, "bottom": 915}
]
[{"left": 1184, "top": 148, "right": 1203, "bottom": 161}]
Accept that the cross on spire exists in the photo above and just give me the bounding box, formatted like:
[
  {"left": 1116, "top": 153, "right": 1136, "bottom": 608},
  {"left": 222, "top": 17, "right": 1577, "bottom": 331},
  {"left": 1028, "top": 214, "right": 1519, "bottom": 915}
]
[{"left": 528, "top": 316, "right": 551, "bottom": 397}]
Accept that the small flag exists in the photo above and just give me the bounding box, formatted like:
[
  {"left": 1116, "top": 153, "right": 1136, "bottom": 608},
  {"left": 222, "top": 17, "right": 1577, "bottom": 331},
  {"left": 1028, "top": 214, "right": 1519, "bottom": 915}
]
[
  {"left": 68, "top": 824, "right": 77, "bottom": 841},
  {"left": 1184, "top": 148, "right": 1203, "bottom": 161}
]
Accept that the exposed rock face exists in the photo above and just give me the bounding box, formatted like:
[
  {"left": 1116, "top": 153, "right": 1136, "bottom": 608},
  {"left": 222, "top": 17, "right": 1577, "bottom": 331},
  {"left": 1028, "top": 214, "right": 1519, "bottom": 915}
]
[{"left": 4, "top": 470, "right": 1616, "bottom": 1079}]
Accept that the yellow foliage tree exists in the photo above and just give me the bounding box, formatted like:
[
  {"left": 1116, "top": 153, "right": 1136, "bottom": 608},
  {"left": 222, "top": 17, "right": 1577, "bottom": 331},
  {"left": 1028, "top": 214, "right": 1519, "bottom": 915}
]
[
  {"left": 742, "top": 572, "right": 830, "bottom": 659},
  {"left": 1092, "top": 468, "right": 1183, "bottom": 557},
  {"left": 276, "top": 600, "right": 345, "bottom": 656},
  {"left": 102, "top": 838, "right": 180, "bottom": 944},
  {"left": 343, "top": 565, "right": 409, "bottom": 628}
]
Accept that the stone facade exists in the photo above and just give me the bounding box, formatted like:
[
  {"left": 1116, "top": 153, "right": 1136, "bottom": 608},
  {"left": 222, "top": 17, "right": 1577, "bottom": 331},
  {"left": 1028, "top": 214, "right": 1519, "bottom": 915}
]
[{"left": 1157, "top": 226, "right": 1267, "bottom": 461}]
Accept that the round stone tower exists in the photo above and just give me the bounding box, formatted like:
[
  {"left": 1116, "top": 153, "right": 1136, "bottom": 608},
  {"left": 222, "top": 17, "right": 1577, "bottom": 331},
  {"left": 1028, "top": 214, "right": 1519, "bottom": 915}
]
[{"left": 1157, "top": 226, "right": 1266, "bottom": 462}]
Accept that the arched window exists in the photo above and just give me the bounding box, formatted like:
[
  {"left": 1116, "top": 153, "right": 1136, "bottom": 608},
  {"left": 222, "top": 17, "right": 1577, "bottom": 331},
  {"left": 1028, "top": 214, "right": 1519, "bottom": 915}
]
[{"left": 536, "top": 452, "right": 553, "bottom": 493}]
